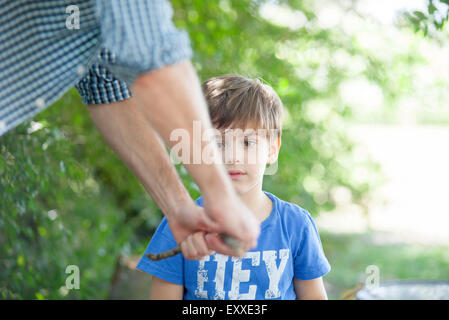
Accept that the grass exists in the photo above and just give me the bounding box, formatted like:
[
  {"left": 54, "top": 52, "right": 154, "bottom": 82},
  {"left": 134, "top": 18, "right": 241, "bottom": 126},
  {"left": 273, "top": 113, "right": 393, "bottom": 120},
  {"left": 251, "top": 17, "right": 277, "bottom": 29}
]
[{"left": 320, "top": 231, "right": 449, "bottom": 299}]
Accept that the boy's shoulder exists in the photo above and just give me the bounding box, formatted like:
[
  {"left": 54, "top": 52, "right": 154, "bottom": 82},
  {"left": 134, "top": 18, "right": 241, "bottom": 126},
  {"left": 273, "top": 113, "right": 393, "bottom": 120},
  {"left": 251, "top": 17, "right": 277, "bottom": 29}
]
[
  {"left": 152, "top": 215, "right": 175, "bottom": 240},
  {"left": 266, "top": 191, "right": 314, "bottom": 227}
]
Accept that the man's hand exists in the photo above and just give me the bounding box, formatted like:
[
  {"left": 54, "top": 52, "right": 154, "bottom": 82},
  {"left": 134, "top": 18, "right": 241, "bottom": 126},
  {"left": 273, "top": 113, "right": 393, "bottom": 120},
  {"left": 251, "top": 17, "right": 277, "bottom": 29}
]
[
  {"left": 178, "top": 231, "right": 214, "bottom": 261},
  {"left": 201, "top": 193, "right": 260, "bottom": 256},
  {"left": 166, "top": 200, "right": 220, "bottom": 249},
  {"left": 168, "top": 195, "right": 259, "bottom": 259}
]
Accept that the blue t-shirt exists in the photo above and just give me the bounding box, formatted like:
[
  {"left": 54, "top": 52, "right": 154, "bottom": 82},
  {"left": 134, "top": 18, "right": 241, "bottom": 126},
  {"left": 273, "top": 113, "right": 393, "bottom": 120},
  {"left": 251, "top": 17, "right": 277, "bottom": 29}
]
[{"left": 136, "top": 191, "right": 331, "bottom": 300}]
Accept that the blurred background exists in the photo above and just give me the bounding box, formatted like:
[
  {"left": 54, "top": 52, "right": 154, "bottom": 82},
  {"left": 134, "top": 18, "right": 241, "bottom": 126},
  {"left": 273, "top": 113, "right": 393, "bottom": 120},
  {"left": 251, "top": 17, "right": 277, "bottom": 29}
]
[{"left": 1, "top": 0, "right": 448, "bottom": 300}]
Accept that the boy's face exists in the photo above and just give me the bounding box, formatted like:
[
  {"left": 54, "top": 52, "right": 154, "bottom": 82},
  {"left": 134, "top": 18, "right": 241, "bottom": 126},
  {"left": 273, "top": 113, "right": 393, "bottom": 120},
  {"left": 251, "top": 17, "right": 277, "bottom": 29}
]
[{"left": 214, "top": 124, "right": 281, "bottom": 194}]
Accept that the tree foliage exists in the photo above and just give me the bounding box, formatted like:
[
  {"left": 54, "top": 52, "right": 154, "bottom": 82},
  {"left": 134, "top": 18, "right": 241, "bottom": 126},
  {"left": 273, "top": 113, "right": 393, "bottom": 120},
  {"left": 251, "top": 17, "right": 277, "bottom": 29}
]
[
  {"left": 6, "top": 0, "right": 436, "bottom": 299},
  {"left": 399, "top": 0, "right": 449, "bottom": 37}
]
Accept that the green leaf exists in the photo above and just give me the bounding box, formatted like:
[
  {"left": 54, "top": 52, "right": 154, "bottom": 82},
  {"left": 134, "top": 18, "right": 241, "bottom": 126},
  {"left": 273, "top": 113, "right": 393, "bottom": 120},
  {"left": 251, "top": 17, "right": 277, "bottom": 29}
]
[
  {"left": 35, "top": 292, "right": 44, "bottom": 300},
  {"left": 413, "top": 10, "right": 427, "bottom": 21}
]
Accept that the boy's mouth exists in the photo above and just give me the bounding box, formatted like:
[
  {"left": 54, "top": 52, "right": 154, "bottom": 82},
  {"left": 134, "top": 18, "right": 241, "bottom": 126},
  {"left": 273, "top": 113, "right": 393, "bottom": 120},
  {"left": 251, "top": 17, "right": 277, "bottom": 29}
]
[{"left": 228, "top": 170, "right": 246, "bottom": 180}]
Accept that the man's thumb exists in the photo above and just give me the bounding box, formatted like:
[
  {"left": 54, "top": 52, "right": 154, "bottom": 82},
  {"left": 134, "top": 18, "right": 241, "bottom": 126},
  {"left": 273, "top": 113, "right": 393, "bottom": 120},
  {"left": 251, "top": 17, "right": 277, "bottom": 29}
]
[{"left": 196, "top": 210, "right": 222, "bottom": 234}]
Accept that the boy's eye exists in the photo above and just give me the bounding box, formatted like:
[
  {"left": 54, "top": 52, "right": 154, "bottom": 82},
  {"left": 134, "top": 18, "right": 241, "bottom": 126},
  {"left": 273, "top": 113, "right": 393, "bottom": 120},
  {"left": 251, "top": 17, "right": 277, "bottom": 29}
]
[
  {"left": 244, "top": 140, "right": 256, "bottom": 147},
  {"left": 216, "top": 141, "right": 225, "bottom": 148},
  {"left": 215, "top": 139, "right": 256, "bottom": 148}
]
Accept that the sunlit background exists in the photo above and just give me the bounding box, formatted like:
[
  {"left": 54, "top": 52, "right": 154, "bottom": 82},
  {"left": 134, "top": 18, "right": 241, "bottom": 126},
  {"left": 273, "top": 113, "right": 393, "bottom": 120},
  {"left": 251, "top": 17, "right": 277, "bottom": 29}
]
[
  {"left": 304, "top": 0, "right": 449, "bottom": 243},
  {"left": 1, "top": 0, "right": 448, "bottom": 300}
]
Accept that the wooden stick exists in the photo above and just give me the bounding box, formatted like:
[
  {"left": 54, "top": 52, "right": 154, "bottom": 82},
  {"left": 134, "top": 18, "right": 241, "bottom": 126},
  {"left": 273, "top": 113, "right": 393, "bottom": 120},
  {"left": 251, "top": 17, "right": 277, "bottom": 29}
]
[
  {"left": 146, "top": 247, "right": 181, "bottom": 261},
  {"left": 146, "top": 234, "right": 244, "bottom": 261}
]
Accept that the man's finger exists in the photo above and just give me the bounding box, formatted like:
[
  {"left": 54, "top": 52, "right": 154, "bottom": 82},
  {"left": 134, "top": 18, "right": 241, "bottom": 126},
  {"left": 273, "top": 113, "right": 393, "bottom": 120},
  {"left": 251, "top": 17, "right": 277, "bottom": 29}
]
[
  {"left": 195, "top": 210, "right": 222, "bottom": 234},
  {"left": 192, "top": 232, "right": 210, "bottom": 257},
  {"left": 180, "top": 237, "right": 197, "bottom": 260},
  {"left": 205, "top": 233, "right": 242, "bottom": 257}
]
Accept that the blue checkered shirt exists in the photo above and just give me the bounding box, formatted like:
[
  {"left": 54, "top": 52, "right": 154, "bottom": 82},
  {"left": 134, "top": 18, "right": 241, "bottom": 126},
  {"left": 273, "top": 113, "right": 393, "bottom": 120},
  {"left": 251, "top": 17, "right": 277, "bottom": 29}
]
[{"left": 0, "top": 0, "right": 193, "bottom": 136}]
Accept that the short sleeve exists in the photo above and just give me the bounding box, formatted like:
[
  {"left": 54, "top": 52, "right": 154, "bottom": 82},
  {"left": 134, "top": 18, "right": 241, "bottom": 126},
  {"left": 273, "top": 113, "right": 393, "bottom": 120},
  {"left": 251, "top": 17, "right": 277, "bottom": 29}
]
[
  {"left": 293, "top": 211, "right": 331, "bottom": 280},
  {"left": 136, "top": 218, "right": 184, "bottom": 285},
  {"left": 75, "top": 48, "right": 132, "bottom": 105},
  {"left": 94, "top": 0, "right": 193, "bottom": 86}
]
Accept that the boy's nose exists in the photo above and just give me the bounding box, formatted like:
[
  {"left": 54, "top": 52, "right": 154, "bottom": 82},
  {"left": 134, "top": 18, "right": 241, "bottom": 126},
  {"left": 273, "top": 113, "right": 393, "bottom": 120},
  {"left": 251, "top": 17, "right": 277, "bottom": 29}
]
[{"left": 224, "top": 143, "right": 244, "bottom": 164}]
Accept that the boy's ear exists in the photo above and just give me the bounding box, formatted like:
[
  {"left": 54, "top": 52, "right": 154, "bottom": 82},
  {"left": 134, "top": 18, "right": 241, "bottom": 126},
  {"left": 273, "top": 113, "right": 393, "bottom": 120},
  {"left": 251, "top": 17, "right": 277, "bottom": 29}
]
[{"left": 267, "top": 136, "right": 281, "bottom": 164}]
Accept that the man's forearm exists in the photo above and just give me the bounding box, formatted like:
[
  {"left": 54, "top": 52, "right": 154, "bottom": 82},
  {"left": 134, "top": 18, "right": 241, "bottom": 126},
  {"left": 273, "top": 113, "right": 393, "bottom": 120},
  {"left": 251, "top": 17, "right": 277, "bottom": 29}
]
[
  {"left": 87, "top": 98, "right": 192, "bottom": 219},
  {"left": 131, "top": 60, "right": 235, "bottom": 199}
]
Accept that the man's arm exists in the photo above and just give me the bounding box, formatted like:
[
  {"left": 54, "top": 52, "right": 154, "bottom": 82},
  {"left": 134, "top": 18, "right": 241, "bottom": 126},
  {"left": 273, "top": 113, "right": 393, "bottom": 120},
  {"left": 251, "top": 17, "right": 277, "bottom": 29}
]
[
  {"left": 149, "top": 276, "right": 183, "bottom": 300},
  {"left": 87, "top": 98, "right": 219, "bottom": 259},
  {"left": 293, "top": 277, "right": 328, "bottom": 300}
]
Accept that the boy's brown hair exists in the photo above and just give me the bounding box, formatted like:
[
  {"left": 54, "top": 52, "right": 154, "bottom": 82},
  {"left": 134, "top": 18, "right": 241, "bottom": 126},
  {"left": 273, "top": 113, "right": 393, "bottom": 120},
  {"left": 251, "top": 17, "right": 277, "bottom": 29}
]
[{"left": 201, "top": 75, "right": 284, "bottom": 138}]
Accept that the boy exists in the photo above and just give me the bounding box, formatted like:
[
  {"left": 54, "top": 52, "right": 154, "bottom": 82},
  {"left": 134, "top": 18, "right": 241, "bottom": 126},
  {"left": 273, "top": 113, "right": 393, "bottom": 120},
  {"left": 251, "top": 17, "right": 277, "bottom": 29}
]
[{"left": 136, "top": 75, "right": 331, "bottom": 300}]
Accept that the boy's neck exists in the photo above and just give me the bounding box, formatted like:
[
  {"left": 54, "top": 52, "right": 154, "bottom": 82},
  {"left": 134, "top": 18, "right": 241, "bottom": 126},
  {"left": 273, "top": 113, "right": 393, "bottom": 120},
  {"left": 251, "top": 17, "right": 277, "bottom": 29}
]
[{"left": 237, "top": 186, "right": 273, "bottom": 223}]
